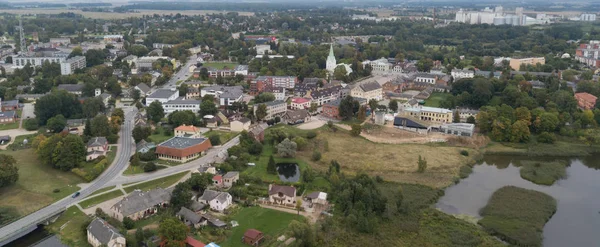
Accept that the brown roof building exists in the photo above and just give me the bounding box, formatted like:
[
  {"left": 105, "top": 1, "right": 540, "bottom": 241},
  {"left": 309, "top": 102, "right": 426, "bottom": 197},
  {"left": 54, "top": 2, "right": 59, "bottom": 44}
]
[
  {"left": 242, "top": 229, "right": 264, "bottom": 246},
  {"left": 155, "top": 137, "right": 212, "bottom": 163},
  {"left": 575, "top": 92, "right": 597, "bottom": 110}
]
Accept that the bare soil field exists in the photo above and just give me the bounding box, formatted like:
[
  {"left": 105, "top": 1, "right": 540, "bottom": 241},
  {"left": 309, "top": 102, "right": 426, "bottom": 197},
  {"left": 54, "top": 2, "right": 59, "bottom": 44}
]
[{"left": 0, "top": 9, "right": 254, "bottom": 19}]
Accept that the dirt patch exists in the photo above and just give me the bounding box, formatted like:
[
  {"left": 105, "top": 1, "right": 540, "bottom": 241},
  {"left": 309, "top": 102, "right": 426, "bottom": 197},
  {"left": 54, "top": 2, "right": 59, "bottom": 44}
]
[{"left": 336, "top": 122, "right": 451, "bottom": 145}]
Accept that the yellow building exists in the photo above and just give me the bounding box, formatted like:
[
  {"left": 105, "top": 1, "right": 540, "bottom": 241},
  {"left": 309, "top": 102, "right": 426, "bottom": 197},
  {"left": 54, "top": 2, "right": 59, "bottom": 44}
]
[
  {"left": 399, "top": 106, "right": 453, "bottom": 124},
  {"left": 509, "top": 57, "right": 545, "bottom": 71}
]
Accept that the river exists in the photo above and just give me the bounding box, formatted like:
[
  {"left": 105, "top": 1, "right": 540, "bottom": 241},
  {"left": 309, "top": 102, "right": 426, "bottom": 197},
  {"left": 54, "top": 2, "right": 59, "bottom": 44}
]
[{"left": 436, "top": 155, "right": 600, "bottom": 247}]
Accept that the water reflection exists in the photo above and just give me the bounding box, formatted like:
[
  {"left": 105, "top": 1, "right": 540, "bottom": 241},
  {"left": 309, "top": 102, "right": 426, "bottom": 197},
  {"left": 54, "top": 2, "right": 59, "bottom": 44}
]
[
  {"left": 436, "top": 155, "right": 600, "bottom": 247},
  {"left": 276, "top": 163, "right": 300, "bottom": 182}
]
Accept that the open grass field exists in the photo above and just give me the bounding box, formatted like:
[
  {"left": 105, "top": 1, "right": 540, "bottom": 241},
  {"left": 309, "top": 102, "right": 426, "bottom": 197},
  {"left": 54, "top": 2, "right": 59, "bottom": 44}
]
[
  {"left": 479, "top": 186, "right": 556, "bottom": 247},
  {"left": 202, "top": 62, "right": 239, "bottom": 70},
  {"left": 123, "top": 163, "right": 167, "bottom": 175},
  {"left": 0, "top": 149, "right": 83, "bottom": 216},
  {"left": 302, "top": 128, "right": 477, "bottom": 188},
  {"left": 219, "top": 207, "right": 304, "bottom": 247},
  {"left": 485, "top": 141, "right": 600, "bottom": 157},
  {"left": 46, "top": 206, "right": 90, "bottom": 247},
  {"left": 149, "top": 127, "right": 173, "bottom": 144},
  {"left": 79, "top": 190, "right": 125, "bottom": 209},
  {"left": 242, "top": 144, "right": 308, "bottom": 183},
  {"left": 123, "top": 171, "right": 188, "bottom": 193},
  {"left": 519, "top": 160, "right": 567, "bottom": 186},
  {"left": 204, "top": 130, "right": 238, "bottom": 145},
  {"left": 0, "top": 9, "right": 254, "bottom": 19},
  {"left": 423, "top": 92, "right": 450, "bottom": 108}
]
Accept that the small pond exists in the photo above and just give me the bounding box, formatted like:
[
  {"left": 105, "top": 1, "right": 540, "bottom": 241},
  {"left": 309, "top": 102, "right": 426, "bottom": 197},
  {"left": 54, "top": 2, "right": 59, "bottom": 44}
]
[{"left": 276, "top": 163, "right": 300, "bottom": 182}]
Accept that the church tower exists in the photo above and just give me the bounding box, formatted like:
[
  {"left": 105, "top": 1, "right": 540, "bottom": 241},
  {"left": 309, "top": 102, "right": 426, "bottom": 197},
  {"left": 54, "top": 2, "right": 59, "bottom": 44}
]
[{"left": 326, "top": 43, "right": 336, "bottom": 74}]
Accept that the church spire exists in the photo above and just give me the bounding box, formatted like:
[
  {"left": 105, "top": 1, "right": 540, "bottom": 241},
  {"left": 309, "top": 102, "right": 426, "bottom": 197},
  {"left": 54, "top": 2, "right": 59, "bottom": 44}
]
[{"left": 328, "top": 43, "right": 334, "bottom": 58}]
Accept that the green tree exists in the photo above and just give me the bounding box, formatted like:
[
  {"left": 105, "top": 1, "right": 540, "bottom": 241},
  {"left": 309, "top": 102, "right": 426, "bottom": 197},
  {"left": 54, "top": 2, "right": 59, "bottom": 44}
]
[
  {"left": 168, "top": 110, "right": 197, "bottom": 127},
  {"left": 69, "top": 46, "right": 83, "bottom": 58},
  {"left": 112, "top": 108, "right": 125, "bottom": 122},
  {"left": 453, "top": 111, "right": 460, "bottom": 123},
  {"left": 581, "top": 110, "right": 596, "bottom": 128},
  {"left": 85, "top": 49, "right": 108, "bottom": 67},
  {"left": 254, "top": 93, "right": 275, "bottom": 103},
  {"left": 368, "top": 99, "right": 378, "bottom": 112},
  {"left": 47, "top": 114, "right": 67, "bottom": 133},
  {"left": 350, "top": 124, "right": 362, "bottom": 136},
  {"left": 35, "top": 90, "right": 82, "bottom": 125},
  {"left": 158, "top": 217, "right": 188, "bottom": 247},
  {"left": 187, "top": 173, "right": 212, "bottom": 192},
  {"left": 170, "top": 182, "right": 192, "bottom": 211},
  {"left": 388, "top": 100, "right": 398, "bottom": 112},
  {"left": 396, "top": 186, "right": 404, "bottom": 213},
  {"left": 333, "top": 66, "right": 348, "bottom": 81},
  {"left": 293, "top": 136, "right": 307, "bottom": 150},
  {"left": 84, "top": 118, "right": 92, "bottom": 136},
  {"left": 510, "top": 120, "right": 531, "bottom": 143},
  {"left": 267, "top": 155, "right": 277, "bottom": 174},
  {"left": 91, "top": 115, "right": 111, "bottom": 137},
  {"left": 339, "top": 96, "right": 355, "bottom": 120},
  {"left": 255, "top": 104, "right": 268, "bottom": 121},
  {"left": 417, "top": 155, "right": 427, "bottom": 173},
  {"left": 467, "top": 116, "right": 476, "bottom": 124},
  {"left": 309, "top": 103, "right": 318, "bottom": 113},
  {"left": 515, "top": 107, "right": 532, "bottom": 125},
  {"left": 535, "top": 113, "right": 559, "bottom": 133},
  {"left": 82, "top": 97, "right": 106, "bottom": 118},
  {"left": 287, "top": 220, "right": 316, "bottom": 247},
  {"left": 200, "top": 99, "right": 218, "bottom": 117},
  {"left": 276, "top": 138, "right": 297, "bottom": 158},
  {"left": 130, "top": 153, "right": 141, "bottom": 166},
  {"left": 132, "top": 126, "right": 151, "bottom": 143},
  {"left": 208, "top": 135, "right": 221, "bottom": 146},
  {"left": 0, "top": 154, "right": 18, "bottom": 188},
  {"left": 147, "top": 101, "right": 165, "bottom": 123}
]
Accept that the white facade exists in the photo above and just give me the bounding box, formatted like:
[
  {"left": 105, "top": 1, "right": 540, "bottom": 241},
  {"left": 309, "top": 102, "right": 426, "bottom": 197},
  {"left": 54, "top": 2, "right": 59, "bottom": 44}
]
[
  {"left": 60, "top": 56, "right": 86, "bottom": 75},
  {"left": 363, "top": 58, "right": 392, "bottom": 73},
  {"left": 414, "top": 76, "right": 436, "bottom": 84},
  {"left": 163, "top": 99, "right": 201, "bottom": 114},
  {"left": 254, "top": 100, "right": 287, "bottom": 120},
  {"left": 326, "top": 44, "right": 337, "bottom": 73},
  {"left": 13, "top": 54, "right": 68, "bottom": 68},
  {"left": 255, "top": 44, "right": 271, "bottom": 55},
  {"left": 580, "top": 14, "right": 597, "bottom": 22},
  {"left": 146, "top": 89, "right": 179, "bottom": 106},
  {"left": 451, "top": 69, "right": 474, "bottom": 80}
]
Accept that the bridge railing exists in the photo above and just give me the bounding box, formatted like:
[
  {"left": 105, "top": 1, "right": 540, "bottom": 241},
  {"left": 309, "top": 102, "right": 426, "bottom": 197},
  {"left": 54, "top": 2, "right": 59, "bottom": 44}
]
[{"left": 0, "top": 207, "right": 65, "bottom": 243}]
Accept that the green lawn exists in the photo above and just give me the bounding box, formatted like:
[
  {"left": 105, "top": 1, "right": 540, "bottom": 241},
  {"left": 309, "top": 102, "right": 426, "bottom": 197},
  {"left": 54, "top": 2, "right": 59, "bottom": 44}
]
[
  {"left": 149, "top": 127, "right": 174, "bottom": 144},
  {"left": 0, "top": 149, "right": 83, "bottom": 216},
  {"left": 6, "top": 133, "right": 37, "bottom": 150},
  {"left": 242, "top": 144, "right": 308, "bottom": 183},
  {"left": 0, "top": 121, "right": 19, "bottom": 130},
  {"left": 205, "top": 130, "right": 238, "bottom": 145},
  {"left": 219, "top": 207, "right": 304, "bottom": 247},
  {"left": 46, "top": 206, "right": 90, "bottom": 247},
  {"left": 202, "top": 62, "right": 238, "bottom": 70},
  {"left": 423, "top": 92, "right": 450, "bottom": 108},
  {"left": 123, "top": 164, "right": 167, "bottom": 175},
  {"left": 79, "top": 190, "right": 125, "bottom": 209},
  {"left": 88, "top": 185, "right": 116, "bottom": 197},
  {"left": 123, "top": 171, "right": 188, "bottom": 193}
]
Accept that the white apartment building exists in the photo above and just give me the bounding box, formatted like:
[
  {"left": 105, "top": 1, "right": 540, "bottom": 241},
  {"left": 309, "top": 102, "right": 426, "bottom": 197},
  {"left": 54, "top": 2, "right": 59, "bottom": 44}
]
[
  {"left": 12, "top": 53, "right": 68, "bottom": 68},
  {"left": 254, "top": 100, "right": 287, "bottom": 120},
  {"left": 451, "top": 69, "right": 474, "bottom": 80},
  {"left": 163, "top": 98, "right": 201, "bottom": 114},
  {"left": 60, "top": 56, "right": 86, "bottom": 75},
  {"left": 200, "top": 86, "right": 244, "bottom": 106},
  {"left": 362, "top": 58, "right": 392, "bottom": 73}
]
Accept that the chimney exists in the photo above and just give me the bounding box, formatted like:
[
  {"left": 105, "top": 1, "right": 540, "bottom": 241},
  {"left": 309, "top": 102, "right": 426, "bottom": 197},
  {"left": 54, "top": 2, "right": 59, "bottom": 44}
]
[{"left": 268, "top": 184, "right": 272, "bottom": 191}]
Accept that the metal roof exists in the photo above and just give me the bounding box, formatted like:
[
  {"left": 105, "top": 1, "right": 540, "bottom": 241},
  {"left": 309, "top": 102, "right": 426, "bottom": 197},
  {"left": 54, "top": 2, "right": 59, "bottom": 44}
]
[
  {"left": 159, "top": 137, "right": 207, "bottom": 149},
  {"left": 148, "top": 89, "right": 178, "bottom": 99}
]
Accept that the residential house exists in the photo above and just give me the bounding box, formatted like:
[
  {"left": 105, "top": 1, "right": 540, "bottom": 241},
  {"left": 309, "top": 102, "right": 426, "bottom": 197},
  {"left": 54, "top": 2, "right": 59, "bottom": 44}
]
[
  {"left": 134, "top": 112, "right": 150, "bottom": 127},
  {"left": 253, "top": 100, "right": 287, "bottom": 120},
  {"left": 350, "top": 82, "right": 382, "bottom": 101},
  {"left": 212, "top": 175, "right": 222, "bottom": 187},
  {"left": 195, "top": 166, "right": 217, "bottom": 175},
  {"left": 205, "top": 118, "right": 218, "bottom": 128},
  {"left": 198, "top": 190, "right": 233, "bottom": 212},
  {"left": 15, "top": 93, "right": 47, "bottom": 102},
  {"left": 87, "top": 218, "right": 126, "bottom": 247},
  {"left": 230, "top": 118, "right": 251, "bottom": 132},
  {"left": 451, "top": 68, "right": 474, "bottom": 80},
  {"left": 454, "top": 108, "right": 479, "bottom": 123},
  {"left": 57, "top": 84, "right": 85, "bottom": 95},
  {"left": 575, "top": 92, "right": 598, "bottom": 110},
  {"left": 281, "top": 109, "right": 311, "bottom": 125},
  {"left": 242, "top": 229, "right": 264, "bottom": 246},
  {"left": 249, "top": 123, "right": 268, "bottom": 142},
  {"left": 413, "top": 73, "right": 438, "bottom": 84},
  {"left": 163, "top": 98, "right": 200, "bottom": 114},
  {"left": 134, "top": 83, "right": 151, "bottom": 97},
  {"left": 0, "top": 111, "right": 17, "bottom": 124},
  {"left": 155, "top": 137, "right": 212, "bottom": 163},
  {"left": 306, "top": 85, "right": 341, "bottom": 106},
  {"left": 146, "top": 89, "right": 179, "bottom": 106},
  {"left": 200, "top": 86, "right": 244, "bottom": 106},
  {"left": 290, "top": 97, "right": 311, "bottom": 110},
  {"left": 222, "top": 171, "right": 239, "bottom": 187},
  {"left": 268, "top": 184, "right": 296, "bottom": 206},
  {"left": 136, "top": 140, "right": 156, "bottom": 154},
  {"left": 176, "top": 207, "right": 203, "bottom": 229},
  {"left": 86, "top": 137, "right": 109, "bottom": 161},
  {"left": 186, "top": 87, "right": 200, "bottom": 99},
  {"left": 110, "top": 188, "right": 172, "bottom": 221},
  {"left": 184, "top": 80, "right": 205, "bottom": 88},
  {"left": 174, "top": 125, "right": 202, "bottom": 138},
  {"left": 305, "top": 192, "right": 328, "bottom": 207},
  {"left": 0, "top": 99, "right": 19, "bottom": 111}
]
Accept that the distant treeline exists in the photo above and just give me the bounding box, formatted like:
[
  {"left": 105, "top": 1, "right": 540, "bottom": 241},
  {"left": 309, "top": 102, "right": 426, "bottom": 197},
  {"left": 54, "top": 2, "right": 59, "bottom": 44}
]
[
  {"left": 8, "top": 3, "right": 67, "bottom": 8},
  {"left": 70, "top": 3, "right": 112, "bottom": 8},
  {"left": 116, "top": 2, "right": 316, "bottom": 12}
]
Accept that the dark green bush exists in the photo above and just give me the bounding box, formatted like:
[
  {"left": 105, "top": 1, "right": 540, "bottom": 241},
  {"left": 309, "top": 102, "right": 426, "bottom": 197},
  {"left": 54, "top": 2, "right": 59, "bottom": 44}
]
[{"left": 460, "top": 150, "right": 469, "bottom": 156}]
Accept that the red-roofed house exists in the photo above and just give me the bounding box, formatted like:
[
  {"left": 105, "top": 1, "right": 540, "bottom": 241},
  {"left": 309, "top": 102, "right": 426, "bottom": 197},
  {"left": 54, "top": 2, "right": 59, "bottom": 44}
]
[
  {"left": 290, "top": 97, "right": 311, "bottom": 110},
  {"left": 174, "top": 125, "right": 201, "bottom": 138},
  {"left": 186, "top": 236, "right": 206, "bottom": 247},
  {"left": 212, "top": 175, "right": 222, "bottom": 186},
  {"left": 575, "top": 92, "right": 598, "bottom": 110},
  {"left": 242, "top": 229, "right": 264, "bottom": 246}
]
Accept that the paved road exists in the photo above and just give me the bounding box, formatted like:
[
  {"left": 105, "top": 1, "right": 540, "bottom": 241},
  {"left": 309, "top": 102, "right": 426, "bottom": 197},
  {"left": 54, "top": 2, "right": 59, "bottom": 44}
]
[
  {"left": 19, "top": 103, "right": 35, "bottom": 128},
  {"left": 0, "top": 107, "right": 136, "bottom": 243},
  {"left": 161, "top": 54, "right": 197, "bottom": 89}
]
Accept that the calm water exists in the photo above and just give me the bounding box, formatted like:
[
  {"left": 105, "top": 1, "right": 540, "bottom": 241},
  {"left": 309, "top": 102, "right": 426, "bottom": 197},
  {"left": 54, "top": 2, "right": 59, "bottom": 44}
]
[
  {"left": 276, "top": 163, "right": 300, "bottom": 182},
  {"left": 436, "top": 155, "right": 600, "bottom": 247},
  {"left": 4, "top": 226, "right": 50, "bottom": 247}
]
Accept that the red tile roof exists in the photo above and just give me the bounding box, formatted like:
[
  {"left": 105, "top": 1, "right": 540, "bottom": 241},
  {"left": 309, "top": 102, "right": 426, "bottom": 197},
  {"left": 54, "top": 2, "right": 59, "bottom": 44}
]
[
  {"left": 212, "top": 175, "right": 222, "bottom": 182},
  {"left": 244, "top": 229, "right": 263, "bottom": 240},
  {"left": 186, "top": 236, "right": 206, "bottom": 247},
  {"left": 292, "top": 97, "right": 311, "bottom": 104},
  {"left": 175, "top": 124, "right": 200, "bottom": 133},
  {"left": 575, "top": 92, "right": 598, "bottom": 102}
]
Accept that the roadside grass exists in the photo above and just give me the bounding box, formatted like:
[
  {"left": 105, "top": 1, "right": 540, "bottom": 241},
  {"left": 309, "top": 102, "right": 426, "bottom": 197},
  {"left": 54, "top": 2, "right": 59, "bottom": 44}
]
[
  {"left": 302, "top": 128, "right": 476, "bottom": 188},
  {"left": 479, "top": 186, "right": 556, "bottom": 247},
  {"left": 149, "top": 127, "right": 173, "bottom": 144},
  {"left": 242, "top": 144, "right": 308, "bottom": 183},
  {"left": 218, "top": 207, "right": 304, "bottom": 247},
  {"left": 0, "top": 149, "right": 83, "bottom": 216},
  {"left": 46, "top": 206, "right": 90, "bottom": 247},
  {"left": 204, "top": 130, "right": 237, "bottom": 145},
  {"left": 76, "top": 146, "right": 117, "bottom": 182},
  {"left": 423, "top": 92, "right": 450, "bottom": 108},
  {"left": 123, "top": 164, "right": 168, "bottom": 175},
  {"left": 519, "top": 160, "right": 567, "bottom": 186},
  {"left": 202, "top": 62, "right": 238, "bottom": 69},
  {"left": 88, "top": 186, "right": 116, "bottom": 197},
  {"left": 123, "top": 171, "right": 188, "bottom": 193},
  {"left": 79, "top": 190, "right": 125, "bottom": 209}
]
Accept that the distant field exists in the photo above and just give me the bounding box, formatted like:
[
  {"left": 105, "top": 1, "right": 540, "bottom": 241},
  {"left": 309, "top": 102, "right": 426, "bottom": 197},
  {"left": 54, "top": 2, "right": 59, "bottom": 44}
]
[{"left": 0, "top": 9, "right": 254, "bottom": 19}]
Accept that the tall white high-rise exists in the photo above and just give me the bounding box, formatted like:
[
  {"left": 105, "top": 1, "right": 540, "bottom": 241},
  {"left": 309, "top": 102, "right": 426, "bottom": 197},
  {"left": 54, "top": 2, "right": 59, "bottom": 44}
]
[{"left": 326, "top": 43, "right": 336, "bottom": 73}]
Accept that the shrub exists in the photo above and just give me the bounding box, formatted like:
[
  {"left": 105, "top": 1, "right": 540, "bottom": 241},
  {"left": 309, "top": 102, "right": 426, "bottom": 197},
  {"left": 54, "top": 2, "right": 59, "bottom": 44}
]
[
  {"left": 460, "top": 150, "right": 469, "bottom": 156},
  {"left": 53, "top": 188, "right": 60, "bottom": 193},
  {"left": 107, "top": 134, "right": 119, "bottom": 144},
  {"left": 375, "top": 176, "right": 384, "bottom": 183},
  {"left": 123, "top": 217, "right": 135, "bottom": 229},
  {"left": 311, "top": 151, "right": 322, "bottom": 161},
  {"left": 139, "top": 149, "right": 157, "bottom": 161},
  {"left": 293, "top": 136, "right": 307, "bottom": 150},
  {"left": 23, "top": 119, "right": 39, "bottom": 131},
  {"left": 350, "top": 124, "right": 362, "bottom": 136},
  {"left": 537, "top": 132, "right": 556, "bottom": 144},
  {"left": 417, "top": 155, "right": 427, "bottom": 173},
  {"left": 306, "top": 131, "right": 317, "bottom": 139},
  {"left": 163, "top": 127, "right": 172, "bottom": 136},
  {"left": 143, "top": 162, "right": 157, "bottom": 172},
  {"left": 209, "top": 135, "right": 221, "bottom": 146}
]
